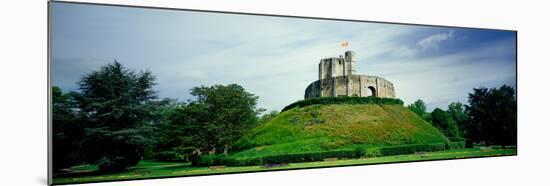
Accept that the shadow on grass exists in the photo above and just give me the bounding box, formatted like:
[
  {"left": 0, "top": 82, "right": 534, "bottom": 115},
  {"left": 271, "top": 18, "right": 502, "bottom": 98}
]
[
  {"left": 54, "top": 162, "right": 193, "bottom": 179},
  {"left": 54, "top": 166, "right": 155, "bottom": 178},
  {"left": 158, "top": 164, "right": 194, "bottom": 171}
]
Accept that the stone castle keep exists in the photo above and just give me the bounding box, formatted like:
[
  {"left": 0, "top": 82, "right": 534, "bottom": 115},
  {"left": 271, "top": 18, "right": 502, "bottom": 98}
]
[{"left": 304, "top": 51, "right": 396, "bottom": 99}]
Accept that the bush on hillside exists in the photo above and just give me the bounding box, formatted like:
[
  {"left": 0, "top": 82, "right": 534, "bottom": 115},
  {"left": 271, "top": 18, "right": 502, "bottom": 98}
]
[{"left": 281, "top": 97, "right": 404, "bottom": 112}]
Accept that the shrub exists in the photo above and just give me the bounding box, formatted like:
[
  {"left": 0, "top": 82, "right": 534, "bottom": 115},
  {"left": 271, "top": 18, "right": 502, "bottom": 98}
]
[
  {"left": 281, "top": 97, "right": 404, "bottom": 112},
  {"left": 191, "top": 149, "right": 362, "bottom": 167},
  {"left": 193, "top": 142, "right": 465, "bottom": 167},
  {"left": 354, "top": 146, "right": 367, "bottom": 158},
  {"left": 446, "top": 141, "right": 466, "bottom": 150},
  {"left": 379, "top": 143, "right": 447, "bottom": 156},
  {"left": 260, "top": 150, "right": 358, "bottom": 164},
  {"left": 364, "top": 148, "right": 382, "bottom": 157}
]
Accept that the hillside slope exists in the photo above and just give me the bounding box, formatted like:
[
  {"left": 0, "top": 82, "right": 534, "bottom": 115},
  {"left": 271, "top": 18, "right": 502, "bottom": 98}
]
[{"left": 232, "top": 104, "right": 449, "bottom": 158}]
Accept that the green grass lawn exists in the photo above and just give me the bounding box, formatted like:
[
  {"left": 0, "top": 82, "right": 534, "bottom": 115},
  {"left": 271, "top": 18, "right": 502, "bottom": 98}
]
[{"left": 52, "top": 147, "right": 516, "bottom": 185}]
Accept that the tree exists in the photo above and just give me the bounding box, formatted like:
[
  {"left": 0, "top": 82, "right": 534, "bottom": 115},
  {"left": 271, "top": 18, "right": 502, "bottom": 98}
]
[
  {"left": 153, "top": 102, "right": 212, "bottom": 161},
  {"left": 143, "top": 98, "right": 182, "bottom": 160},
  {"left": 447, "top": 102, "right": 469, "bottom": 138},
  {"left": 466, "top": 85, "right": 517, "bottom": 147},
  {"left": 190, "top": 84, "right": 261, "bottom": 155},
  {"left": 52, "top": 86, "right": 83, "bottom": 171},
  {"left": 153, "top": 84, "right": 261, "bottom": 159},
  {"left": 408, "top": 99, "right": 429, "bottom": 120},
  {"left": 75, "top": 61, "right": 157, "bottom": 172},
  {"left": 431, "top": 108, "right": 459, "bottom": 138}
]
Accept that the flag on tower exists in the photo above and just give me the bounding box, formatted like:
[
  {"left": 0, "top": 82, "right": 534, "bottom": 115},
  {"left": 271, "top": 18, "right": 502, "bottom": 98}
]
[{"left": 341, "top": 41, "right": 349, "bottom": 47}]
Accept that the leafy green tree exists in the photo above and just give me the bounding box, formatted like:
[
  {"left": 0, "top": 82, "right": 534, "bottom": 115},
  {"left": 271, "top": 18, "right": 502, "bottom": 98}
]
[
  {"left": 143, "top": 98, "right": 182, "bottom": 159},
  {"left": 447, "top": 102, "right": 469, "bottom": 138},
  {"left": 408, "top": 99, "right": 431, "bottom": 121},
  {"left": 466, "top": 85, "right": 517, "bottom": 147},
  {"left": 431, "top": 108, "right": 459, "bottom": 138},
  {"left": 153, "top": 84, "right": 261, "bottom": 160},
  {"left": 52, "top": 86, "right": 83, "bottom": 171},
  {"left": 154, "top": 102, "right": 212, "bottom": 161},
  {"left": 408, "top": 99, "right": 427, "bottom": 117},
  {"left": 190, "top": 84, "right": 262, "bottom": 155},
  {"left": 75, "top": 61, "right": 157, "bottom": 172}
]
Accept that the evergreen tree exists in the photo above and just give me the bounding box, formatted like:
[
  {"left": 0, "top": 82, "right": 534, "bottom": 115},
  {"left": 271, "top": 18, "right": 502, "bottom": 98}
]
[
  {"left": 52, "top": 86, "right": 83, "bottom": 171},
  {"left": 75, "top": 61, "right": 157, "bottom": 172},
  {"left": 466, "top": 85, "right": 517, "bottom": 147}
]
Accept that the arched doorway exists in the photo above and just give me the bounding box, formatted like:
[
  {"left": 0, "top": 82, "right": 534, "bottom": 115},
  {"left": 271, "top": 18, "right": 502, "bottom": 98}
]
[{"left": 366, "top": 86, "right": 377, "bottom": 97}]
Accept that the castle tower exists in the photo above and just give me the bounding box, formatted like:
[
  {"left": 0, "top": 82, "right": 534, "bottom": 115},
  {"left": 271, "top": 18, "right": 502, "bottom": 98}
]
[
  {"left": 305, "top": 50, "right": 395, "bottom": 99},
  {"left": 345, "top": 51, "right": 356, "bottom": 75},
  {"left": 318, "top": 51, "right": 356, "bottom": 80}
]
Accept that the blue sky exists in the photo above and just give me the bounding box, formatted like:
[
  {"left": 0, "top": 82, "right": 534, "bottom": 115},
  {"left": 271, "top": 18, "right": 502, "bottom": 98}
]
[{"left": 51, "top": 2, "right": 516, "bottom": 112}]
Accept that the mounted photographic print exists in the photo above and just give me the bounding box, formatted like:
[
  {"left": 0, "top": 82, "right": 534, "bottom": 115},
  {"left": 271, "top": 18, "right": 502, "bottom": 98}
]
[{"left": 48, "top": 1, "right": 517, "bottom": 185}]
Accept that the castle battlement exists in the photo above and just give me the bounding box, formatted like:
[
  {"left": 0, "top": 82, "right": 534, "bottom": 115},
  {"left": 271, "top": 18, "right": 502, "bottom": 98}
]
[{"left": 305, "top": 51, "right": 395, "bottom": 99}]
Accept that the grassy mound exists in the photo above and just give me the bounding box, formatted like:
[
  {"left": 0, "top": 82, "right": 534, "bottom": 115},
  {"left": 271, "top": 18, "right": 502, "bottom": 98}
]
[{"left": 232, "top": 103, "right": 449, "bottom": 159}]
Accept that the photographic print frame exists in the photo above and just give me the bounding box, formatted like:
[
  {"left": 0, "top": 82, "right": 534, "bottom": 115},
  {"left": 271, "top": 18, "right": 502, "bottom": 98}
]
[{"left": 48, "top": 1, "right": 517, "bottom": 185}]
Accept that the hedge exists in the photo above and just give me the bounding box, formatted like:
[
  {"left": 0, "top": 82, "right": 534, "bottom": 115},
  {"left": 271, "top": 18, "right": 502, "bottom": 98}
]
[
  {"left": 193, "top": 142, "right": 466, "bottom": 167},
  {"left": 192, "top": 148, "right": 363, "bottom": 167},
  {"left": 378, "top": 142, "right": 466, "bottom": 156},
  {"left": 446, "top": 141, "right": 466, "bottom": 150},
  {"left": 281, "top": 96, "right": 404, "bottom": 112}
]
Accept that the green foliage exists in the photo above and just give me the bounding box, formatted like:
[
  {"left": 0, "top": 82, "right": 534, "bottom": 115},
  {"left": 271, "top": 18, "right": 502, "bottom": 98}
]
[
  {"left": 447, "top": 102, "right": 468, "bottom": 137},
  {"left": 430, "top": 108, "right": 460, "bottom": 138},
  {"left": 75, "top": 61, "right": 157, "bottom": 172},
  {"left": 446, "top": 141, "right": 466, "bottom": 150},
  {"left": 466, "top": 85, "right": 517, "bottom": 146},
  {"left": 192, "top": 84, "right": 262, "bottom": 155},
  {"left": 144, "top": 98, "right": 183, "bottom": 159},
  {"left": 152, "top": 102, "right": 208, "bottom": 161},
  {"left": 354, "top": 146, "right": 367, "bottom": 157},
  {"left": 193, "top": 142, "right": 466, "bottom": 167},
  {"left": 52, "top": 86, "right": 83, "bottom": 171},
  {"left": 378, "top": 143, "right": 447, "bottom": 156},
  {"left": 192, "top": 149, "right": 362, "bottom": 167},
  {"left": 281, "top": 96, "right": 404, "bottom": 112},
  {"left": 407, "top": 99, "right": 427, "bottom": 117},
  {"left": 153, "top": 84, "right": 262, "bottom": 159}
]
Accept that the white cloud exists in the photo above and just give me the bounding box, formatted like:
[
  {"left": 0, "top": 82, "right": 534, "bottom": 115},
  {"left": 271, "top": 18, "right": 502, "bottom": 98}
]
[
  {"left": 52, "top": 4, "right": 515, "bottom": 113},
  {"left": 417, "top": 30, "right": 455, "bottom": 50}
]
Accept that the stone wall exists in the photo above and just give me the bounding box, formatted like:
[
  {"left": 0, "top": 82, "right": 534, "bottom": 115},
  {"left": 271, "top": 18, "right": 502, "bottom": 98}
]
[{"left": 304, "top": 75, "right": 395, "bottom": 99}]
